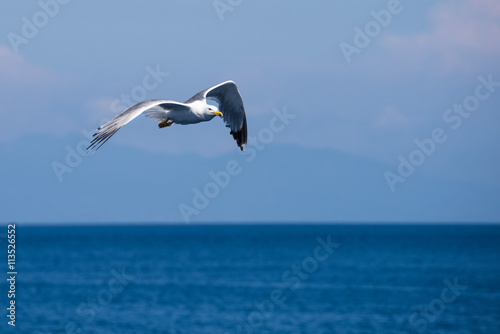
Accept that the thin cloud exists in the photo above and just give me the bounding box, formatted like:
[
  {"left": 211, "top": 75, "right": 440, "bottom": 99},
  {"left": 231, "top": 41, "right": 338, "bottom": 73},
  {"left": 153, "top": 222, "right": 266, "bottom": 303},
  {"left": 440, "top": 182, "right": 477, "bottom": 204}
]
[
  {"left": 0, "top": 46, "right": 59, "bottom": 85},
  {"left": 374, "top": 106, "right": 410, "bottom": 129},
  {"left": 383, "top": 0, "right": 500, "bottom": 72}
]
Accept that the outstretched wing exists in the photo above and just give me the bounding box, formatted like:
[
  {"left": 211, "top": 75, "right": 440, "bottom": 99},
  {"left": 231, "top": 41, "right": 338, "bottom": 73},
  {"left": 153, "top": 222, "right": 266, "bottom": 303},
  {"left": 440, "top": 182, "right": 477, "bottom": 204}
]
[
  {"left": 188, "top": 81, "right": 247, "bottom": 151},
  {"left": 87, "top": 99, "right": 189, "bottom": 153}
]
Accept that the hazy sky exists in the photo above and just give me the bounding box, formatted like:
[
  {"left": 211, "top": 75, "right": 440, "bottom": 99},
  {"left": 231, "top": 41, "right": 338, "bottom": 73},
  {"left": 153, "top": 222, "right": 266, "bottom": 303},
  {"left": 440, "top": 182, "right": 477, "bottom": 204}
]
[{"left": 1, "top": 0, "right": 499, "bottom": 223}]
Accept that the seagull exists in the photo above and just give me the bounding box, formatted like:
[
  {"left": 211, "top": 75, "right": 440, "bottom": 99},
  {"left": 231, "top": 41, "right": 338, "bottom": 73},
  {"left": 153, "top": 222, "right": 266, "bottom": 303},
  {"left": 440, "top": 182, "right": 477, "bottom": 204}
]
[{"left": 87, "top": 80, "right": 247, "bottom": 153}]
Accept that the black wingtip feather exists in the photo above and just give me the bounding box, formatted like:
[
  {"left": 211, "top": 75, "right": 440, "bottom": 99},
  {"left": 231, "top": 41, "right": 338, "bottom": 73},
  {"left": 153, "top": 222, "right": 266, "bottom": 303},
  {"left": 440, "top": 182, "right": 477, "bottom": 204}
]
[{"left": 230, "top": 113, "right": 247, "bottom": 151}]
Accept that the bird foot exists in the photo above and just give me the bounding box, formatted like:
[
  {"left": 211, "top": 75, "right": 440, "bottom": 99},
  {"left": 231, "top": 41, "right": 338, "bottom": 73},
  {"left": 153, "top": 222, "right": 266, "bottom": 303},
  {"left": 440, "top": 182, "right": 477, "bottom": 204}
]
[{"left": 159, "top": 119, "right": 174, "bottom": 128}]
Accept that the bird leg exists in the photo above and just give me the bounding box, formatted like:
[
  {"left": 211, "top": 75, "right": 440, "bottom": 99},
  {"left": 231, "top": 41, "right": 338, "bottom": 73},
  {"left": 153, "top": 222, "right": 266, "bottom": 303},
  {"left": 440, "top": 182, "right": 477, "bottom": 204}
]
[{"left": 158, "top": 119, "right": 174, "bottom": 128}]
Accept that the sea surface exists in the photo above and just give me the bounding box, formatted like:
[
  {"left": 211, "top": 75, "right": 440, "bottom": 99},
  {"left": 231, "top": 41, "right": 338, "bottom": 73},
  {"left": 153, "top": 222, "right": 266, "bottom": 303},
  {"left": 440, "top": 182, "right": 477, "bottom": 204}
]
[{"left": 2, "top": 224, "right": 500, "bottom": 333}]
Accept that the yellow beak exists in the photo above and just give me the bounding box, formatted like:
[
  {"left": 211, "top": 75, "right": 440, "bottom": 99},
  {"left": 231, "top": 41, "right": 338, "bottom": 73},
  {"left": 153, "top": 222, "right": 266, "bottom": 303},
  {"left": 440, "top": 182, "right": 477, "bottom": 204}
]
[{"left": 213, "top": 111, "right": 223, "bottom": 117}]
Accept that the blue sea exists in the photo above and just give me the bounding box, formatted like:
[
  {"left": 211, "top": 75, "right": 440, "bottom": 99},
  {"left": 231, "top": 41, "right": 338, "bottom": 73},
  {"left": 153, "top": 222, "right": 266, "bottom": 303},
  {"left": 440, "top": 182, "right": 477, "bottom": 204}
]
[{"left": 2, "top": 224, "right": 500, "bottom": 333}]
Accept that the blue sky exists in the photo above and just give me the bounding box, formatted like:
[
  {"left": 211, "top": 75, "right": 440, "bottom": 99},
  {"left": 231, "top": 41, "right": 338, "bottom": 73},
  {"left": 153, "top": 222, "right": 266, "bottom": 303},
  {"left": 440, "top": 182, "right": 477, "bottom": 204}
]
[{"left": 1, "top": 0, "right": 499, "bottom": 223}]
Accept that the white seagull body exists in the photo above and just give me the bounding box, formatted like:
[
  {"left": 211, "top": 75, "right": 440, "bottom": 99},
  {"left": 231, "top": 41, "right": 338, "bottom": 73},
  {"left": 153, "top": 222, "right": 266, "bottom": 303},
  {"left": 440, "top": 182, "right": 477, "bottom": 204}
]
[{"left": 87, "top": 80, "right": 247, "bottom": 153}]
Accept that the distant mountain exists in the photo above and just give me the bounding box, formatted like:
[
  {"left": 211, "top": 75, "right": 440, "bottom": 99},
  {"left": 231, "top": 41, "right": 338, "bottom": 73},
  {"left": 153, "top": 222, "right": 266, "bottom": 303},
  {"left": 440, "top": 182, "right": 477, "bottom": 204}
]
[{"left": 2, "top": 135, "right": 499, "bottom": 223}]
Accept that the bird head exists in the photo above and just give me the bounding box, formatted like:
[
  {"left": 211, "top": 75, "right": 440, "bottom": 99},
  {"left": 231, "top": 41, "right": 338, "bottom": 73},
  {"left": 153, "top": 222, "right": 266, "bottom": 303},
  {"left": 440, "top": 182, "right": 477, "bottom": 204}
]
[{"left": 207, "top": 105, "right": 223, "bottom": 117}]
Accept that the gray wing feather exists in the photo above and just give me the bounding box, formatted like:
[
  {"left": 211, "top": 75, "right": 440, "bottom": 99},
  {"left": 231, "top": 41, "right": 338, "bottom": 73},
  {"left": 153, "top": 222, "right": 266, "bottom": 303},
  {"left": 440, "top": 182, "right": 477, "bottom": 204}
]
[
  {"left": 188, "top": 81, "right": 247, "bottom": 151},
  {"left": 87, "top": 99, "right": 189, "bottom": 153}
]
